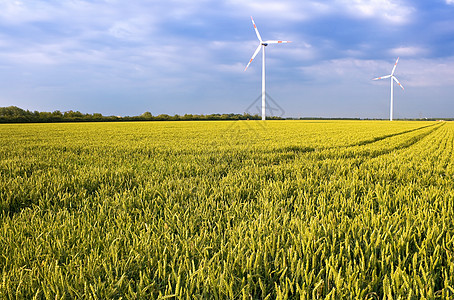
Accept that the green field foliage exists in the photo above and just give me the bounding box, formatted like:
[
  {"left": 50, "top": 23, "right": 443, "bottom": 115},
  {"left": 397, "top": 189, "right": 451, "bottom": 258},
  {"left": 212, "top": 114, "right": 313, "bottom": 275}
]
[{"left": 1, "top": 120, "right": 453, "bottom": 299}]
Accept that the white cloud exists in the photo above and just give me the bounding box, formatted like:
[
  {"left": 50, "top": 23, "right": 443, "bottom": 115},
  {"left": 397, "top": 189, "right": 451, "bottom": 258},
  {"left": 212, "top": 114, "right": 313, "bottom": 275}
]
[
  {"left": 157, "top": 0, "right": 211, "bottom": 19},
  {"left": 299, "top": 58, "right": 377, "bottom": 83},
  {"left": 400, "top": 58, "right": 454, "bottom": 87},
  {"left": 227, "top": 0, "right": 414, "bottom": 24},
  {"left": 0, "top": 0, "right": 56, "bottom": 24},
  {"left": 209, "top": 41, "right": 231, "bottom": 50},
  {"left": 389, "top": 46, "right": 429, "bottom": 57},
  {"left": 0, "top": 51, "right": 57, "bottom": 65},
  {"left": 298, "top": 57, "right": 454, "bottom": 88},
  {"left": 336, "top": 0, "right": 414, "bottom": 24},
  {"left": 0, "top": 0, "right": 453, "bottom": 117},
  {"left": 107, "top": 17, "right": 155, "bottom": 41},
  {"left": 226, "top": 0, "right": 332, "bottom": 21},
  {"left": 281, "top": 43, "right": 316, "bottom": 61},
  {"left": 0, "top": 1, "right": 164, "bottom": 69},
  {"left": 214, "top": 62, "right": 245, "bottom": 73}
]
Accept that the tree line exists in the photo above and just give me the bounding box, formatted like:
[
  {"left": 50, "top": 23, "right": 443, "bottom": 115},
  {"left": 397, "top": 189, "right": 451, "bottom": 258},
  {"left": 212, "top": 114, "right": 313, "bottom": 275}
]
[
  {"left": 1, "top": 106, "right": 450, "bottom": 123},
  {"left": 0, "top": 106, "right": 283, "bottom": 123}
]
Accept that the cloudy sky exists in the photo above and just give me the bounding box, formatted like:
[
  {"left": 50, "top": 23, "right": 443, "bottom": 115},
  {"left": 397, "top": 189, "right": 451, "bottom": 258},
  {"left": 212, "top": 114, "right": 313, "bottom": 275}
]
[{"left": 0, "top": 0, "right": 453, "bottom": 118}]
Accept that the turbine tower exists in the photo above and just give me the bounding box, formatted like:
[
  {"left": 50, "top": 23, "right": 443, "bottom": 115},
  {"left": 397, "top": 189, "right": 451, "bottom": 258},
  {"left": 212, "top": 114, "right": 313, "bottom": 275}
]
[
  {"left": 244, "top": 16, "right": 291, "bottom": 120},
  {"left": 373, "top": 57, "right": 405, "bottom": 121}
]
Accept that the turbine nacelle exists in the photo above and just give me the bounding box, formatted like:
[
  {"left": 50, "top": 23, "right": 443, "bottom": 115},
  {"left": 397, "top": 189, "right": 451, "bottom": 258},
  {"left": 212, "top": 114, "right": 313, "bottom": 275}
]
[{"left": 244, "top": 17, "right": 291, "bottom": 72}]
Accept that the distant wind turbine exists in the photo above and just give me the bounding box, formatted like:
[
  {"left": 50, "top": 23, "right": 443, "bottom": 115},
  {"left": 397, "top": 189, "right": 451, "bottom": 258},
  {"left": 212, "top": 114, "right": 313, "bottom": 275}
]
[
  {"left": 373, "top": 57, "right": 404, "bottom": 121},
  {"left": 244, "top": 16, "right": 291, "bottom": 121}
]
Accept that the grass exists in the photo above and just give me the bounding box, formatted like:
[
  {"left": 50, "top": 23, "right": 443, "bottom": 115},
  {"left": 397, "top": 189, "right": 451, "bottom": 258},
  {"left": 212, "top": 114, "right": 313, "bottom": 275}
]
[{"left": 1, "top": 120, "right": 453, "bottom": 299}]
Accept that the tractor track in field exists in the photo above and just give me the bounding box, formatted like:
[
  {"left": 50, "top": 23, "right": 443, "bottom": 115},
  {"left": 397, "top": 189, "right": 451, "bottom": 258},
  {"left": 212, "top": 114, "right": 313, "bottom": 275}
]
[
  {"left": 271, "top": 123, "right": 445, "bottom": 164},
  {"left": 344, "top": 123, "right": 438, "bottom": 148},
  {"left": 351, "top": 122, "right": 445, "bottom": 160}
]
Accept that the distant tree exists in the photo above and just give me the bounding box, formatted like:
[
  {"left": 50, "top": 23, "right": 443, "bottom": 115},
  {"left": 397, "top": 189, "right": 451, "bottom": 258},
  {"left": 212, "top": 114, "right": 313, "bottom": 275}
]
[
  {"left": 92, "top": 113, "right": 103, "bottom": 121},
  {"left": 156, "top": 114, "right": 170, "bottom": 121},
  {"left": 39, "top": 111, "right": 52, "bottom": 120},
  {"left": 64, "top": 110, "right": 84, "bottom": 118},
  {"left": 141, "top": 112, "right": 153, "bottom": 119},
  {"left": 0, "top": 106, "right": 27, "bottom": 117}
]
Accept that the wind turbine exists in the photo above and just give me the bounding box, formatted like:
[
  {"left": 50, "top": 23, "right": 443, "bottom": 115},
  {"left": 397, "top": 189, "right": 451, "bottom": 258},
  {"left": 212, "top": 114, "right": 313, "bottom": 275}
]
[
  {"left": 244, "top": 16, "right": 291, "bottom": 121},
  {"left": 373, "top": 57, "right": 404, "bottom": 121}
]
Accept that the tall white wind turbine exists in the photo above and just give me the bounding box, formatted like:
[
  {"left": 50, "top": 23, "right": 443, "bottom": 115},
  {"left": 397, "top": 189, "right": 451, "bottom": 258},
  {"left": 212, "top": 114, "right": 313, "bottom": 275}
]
[
  {"left": 373, "top": 57, "right": 405, "bottom": 121},
  {"left": 244, "top": 16, "right": 291, "bottom": 120}
]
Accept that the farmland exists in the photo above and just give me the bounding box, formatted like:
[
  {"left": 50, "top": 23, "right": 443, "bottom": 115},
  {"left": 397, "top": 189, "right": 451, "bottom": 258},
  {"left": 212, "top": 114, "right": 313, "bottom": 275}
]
[{"left": 1, "top": 120, "right": 453, "bottom": 299}]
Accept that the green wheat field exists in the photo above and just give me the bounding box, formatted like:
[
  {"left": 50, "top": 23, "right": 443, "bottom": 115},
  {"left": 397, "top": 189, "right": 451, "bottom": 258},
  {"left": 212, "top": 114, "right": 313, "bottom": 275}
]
[{"left": 1, "top": 120, "right": 453, "bottom": 299}]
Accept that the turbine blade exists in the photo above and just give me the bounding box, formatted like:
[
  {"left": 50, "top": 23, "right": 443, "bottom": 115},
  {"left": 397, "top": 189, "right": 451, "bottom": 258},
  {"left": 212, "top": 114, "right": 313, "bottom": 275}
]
[
  {"left": 264, "top": 40, "right": 292, "bottom": 44},
  {"left": 391, "top": 57, "right": 399, "bottom": 75},
  {"left": 393, "top": 76, "right": 404, "bottom": 90},
  {"left": 372, "top": 74, "right": 392, "bottom": 80},
  {"left": 244, "top": 44, "right": 262, "bottom": 71},
  {"left": 251, "top": 16, "right": 263, "bottom": 42}
]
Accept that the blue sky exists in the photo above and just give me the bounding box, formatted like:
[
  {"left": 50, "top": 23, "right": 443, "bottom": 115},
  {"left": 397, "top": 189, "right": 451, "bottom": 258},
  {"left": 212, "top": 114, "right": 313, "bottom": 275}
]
[{"left": 0, "top": 0, "right": 453, "bottom": 118}]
